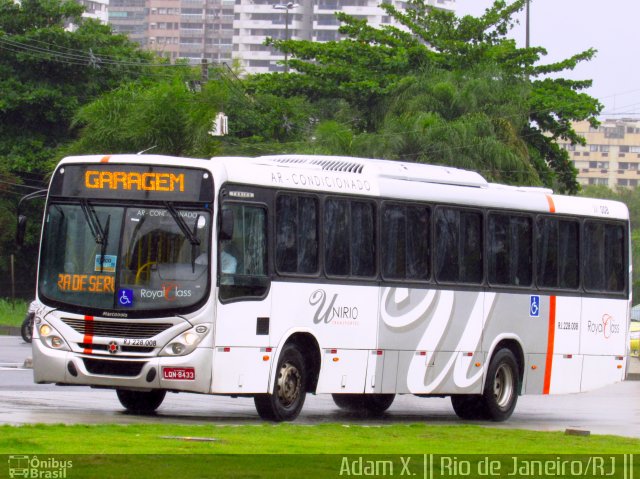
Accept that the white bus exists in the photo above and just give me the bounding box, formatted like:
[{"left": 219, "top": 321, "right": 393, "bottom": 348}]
[{"left": 28, "top": 154, "right": 631, "bottom": 421}]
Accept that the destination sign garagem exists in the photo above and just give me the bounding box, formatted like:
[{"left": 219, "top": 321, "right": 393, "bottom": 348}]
[
  {"left": 49, "top": 164, "right": 214, "bottom": 202},
  {"left": 84, "top": 170, "right": 185, "bottom": 192}
]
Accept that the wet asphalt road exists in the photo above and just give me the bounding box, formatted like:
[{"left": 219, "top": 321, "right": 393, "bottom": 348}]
[{"left": 1, "top": 336, "right": 639, "bottom": 437}]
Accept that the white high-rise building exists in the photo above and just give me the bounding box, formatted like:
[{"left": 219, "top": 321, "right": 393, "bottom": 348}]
[
  {"left": 105, "top": 0, "right": 454, "bottom": 70},
  {"left": 78, "top": 0, "right": 109, "bottom": 24},
  {"left": 232, "top": 0, "right": 456, "bottom": 74},
  {"left": 66, "top": 0, "right": 109, "bottom": 31}
]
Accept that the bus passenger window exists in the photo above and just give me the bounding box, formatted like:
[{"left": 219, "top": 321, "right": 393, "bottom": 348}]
[
  {"left": 435, "top": 207, "right": 482, "bottom": 284},
  {"left": 276, "top": 195, "right": 318, "bottom": 275},
  {"left": 584, "top": 221, "right": 624, "bottom": 293},
  {"left": 324, "top": 199, "right": 350, "bottom": 276},
  {"left": 488, "top": 213, "right": 532, "bottom": 287},
  {"left": 351, "top": 201, "right": 375, "bottom": 277},
  {"left": 536, "top": 217, "right": 579, "bottom": 290},
  {"left": 324, "top": 198, "right": 376, "bottom": 278},
  {"left": 382, "top": 203, "right": 430, "bottom": 281}
]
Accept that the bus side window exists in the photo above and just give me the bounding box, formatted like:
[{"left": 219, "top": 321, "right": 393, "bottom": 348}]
[
  {"left": 435, "top": 207, "right": 482, "bottom": 284},
  {"left": 584, "top": 220, "right": 625, "bottom": 293},
  {"left": 382, "top": 203, "right": 430, "bottom": 281},
  {"left": 276, "top": 194, "right": 318, "bottom": 275},
  {"left": 324, "top": 198, "right": 376, "bottom": 278},
  {"left": 536, "top": 216, "right": 580, "bottom": 291},
  {"left": 488, "top": 213, "right": 532, "bottom": 287}
]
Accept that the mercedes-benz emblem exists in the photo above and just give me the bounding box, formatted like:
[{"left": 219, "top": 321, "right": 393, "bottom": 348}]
[{"left": 108, "top": 341, "right": 119, "bottom": 354}]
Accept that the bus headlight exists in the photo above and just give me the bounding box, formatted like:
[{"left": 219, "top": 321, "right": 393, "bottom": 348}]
[
  {"left": 160, "top": 326, "right": 208, "bottom": 356},
  {"left": 38, "top": 322, "right": 70, "bottom": 351}
]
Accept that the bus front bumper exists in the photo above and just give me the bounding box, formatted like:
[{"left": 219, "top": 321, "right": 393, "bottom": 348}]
[{"left": 32, "top": 339, "right": 213, "bottom": 394}]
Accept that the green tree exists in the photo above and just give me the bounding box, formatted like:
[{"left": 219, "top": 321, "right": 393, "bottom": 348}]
[
  {"left": 0, "top": 0, "right": 154, "bottom": 174},
  {"left": 253, "top": 0, "right": 600, "bottom": 193},
  {"left": 0, "top": 0, "right": 154, "bottom": 298},
  {"left": 69, "top": 67, "right": 316, "bottom": 158}
]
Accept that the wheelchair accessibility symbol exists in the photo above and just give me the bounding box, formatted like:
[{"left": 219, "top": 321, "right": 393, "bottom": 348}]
[
  {"left": 118, "top": 289, "right": 134, "bottom": 307},
  {"left": 530, "top": 295, "right": 540, "bottom": 317}
]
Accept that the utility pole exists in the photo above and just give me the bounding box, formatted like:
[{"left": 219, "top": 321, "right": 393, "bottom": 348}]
[
  {"left": 201, "top": 58, "right": 209, "bottom": 83},
  {"left": 10, "top": 254, "right": 15, "bottom": 302},
  {"left": 273, "top": 3, "right": 298, "bottom": 73},
  {"left": 525, "top": 0, "right": 530, "bottom": 48}
]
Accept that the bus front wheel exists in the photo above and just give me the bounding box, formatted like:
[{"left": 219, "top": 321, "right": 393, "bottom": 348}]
[
  {"left": 116, "top": 389, "right": 166, "bottom": 414},
  {"left": 254, "top": 344, "right": 307, "bottom": 422},
  {"left": 332, "top": 394, "right": 395, "bottom": 415}
]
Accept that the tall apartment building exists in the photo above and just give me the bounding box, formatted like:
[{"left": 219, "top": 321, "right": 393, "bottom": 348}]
[
  {"left": 233, "top": 0, "right": 456, "bottom": 74},
  {"left": 109, "top": 0, "right": 147, "bottom": 46},
  {"left": 109, "top": 0, "right": 235, "bottom": 63},
  {"left": 565, "top": 119, "right": 640, "bottom": 189},
  {"left": 107, "top": 0, "right": 455, "bottom": 71}
]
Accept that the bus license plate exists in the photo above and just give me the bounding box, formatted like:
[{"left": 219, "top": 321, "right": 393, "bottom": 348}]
[{"left": 162, "top": 367, "right": 195, "bottom": 380}]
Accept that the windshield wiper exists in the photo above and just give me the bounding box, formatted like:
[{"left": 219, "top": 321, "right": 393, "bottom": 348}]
[
  {"left": 164, "top": 202, "right": 200, "bottom": 272},
  {"left": 80, "top": 200, "right": 110, "bottom": 272}
]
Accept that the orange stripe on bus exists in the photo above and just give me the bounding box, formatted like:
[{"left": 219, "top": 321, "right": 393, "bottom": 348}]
[
  {"left": 543, "top": 296, "right": 556, "bottom": 394},
  {"left": 100, "top": 155, "right": 111, "bottom": 163},
  {"left": 83, "top": 315, "right": 94, "bottom": 354},
  {"left": 545, "top": 194, "right": 556, "bottom": 213}
]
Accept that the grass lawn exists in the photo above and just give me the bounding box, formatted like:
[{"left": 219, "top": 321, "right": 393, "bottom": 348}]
[
  {"left": 1, "top": 422, "right": 638, "bottom": 453},
  {"left": 1, "top": 423, "right": 637, "bottom": 478},
  {"left": 0, "top": 298, "right": 29, "bottom": 328}
]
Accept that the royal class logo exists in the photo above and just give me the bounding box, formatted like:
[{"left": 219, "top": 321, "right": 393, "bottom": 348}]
[
  {"left": 140, "top": 283, "right": 192, "bottom": 302},
  {"left": 309, "top": 289, "right": 359, "bottom": 326},
  {"left": 587, "top": 313, "right": 620, "bottom": 339}
]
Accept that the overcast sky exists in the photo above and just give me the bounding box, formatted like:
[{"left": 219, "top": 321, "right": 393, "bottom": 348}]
[{"left": 455, "top": 0, "right": 640, "bottom": 119}]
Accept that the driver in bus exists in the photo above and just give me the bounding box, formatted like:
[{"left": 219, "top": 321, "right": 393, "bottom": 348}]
[{"left": 221, "top": 243, "right": 237, "bottom": 275}]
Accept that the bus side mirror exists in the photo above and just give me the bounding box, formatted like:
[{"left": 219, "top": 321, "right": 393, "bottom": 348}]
[
  {"left": 16, "top": 215, "right": 27, "bottom": 247},
  {"left": 219, "top": 209, "right": 234, "bottom": 241}
]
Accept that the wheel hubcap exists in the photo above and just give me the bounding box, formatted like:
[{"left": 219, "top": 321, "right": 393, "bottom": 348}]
[
  {"left": 493, "top": 364, "right": 514, "bottom": 409},
  {"left": 276, "top": 361, "right": 301, "bottom": 408}
]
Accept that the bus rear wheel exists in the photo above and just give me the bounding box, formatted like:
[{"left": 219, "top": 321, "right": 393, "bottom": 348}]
[
  {"left": 332, "top": 394, "right": 395, "bottom": 415},
  {"left": 451, "top": 349, "right": 519, "bottom": 422},
  {"left": 116, "top": 389, "right": 166, "bottom": 414},
  {"left": 254, "top": 344, "right": 306, "bottom": 422},
  {"left": 482, "top": 348, "right": 519, "bottom": 422}
]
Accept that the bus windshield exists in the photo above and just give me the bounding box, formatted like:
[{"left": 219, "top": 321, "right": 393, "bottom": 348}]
[{"left": 39, "top": 203, "right": 211, "bottom": 314}]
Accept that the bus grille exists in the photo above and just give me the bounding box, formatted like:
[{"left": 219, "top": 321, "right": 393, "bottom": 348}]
[
  {"left": 78, "top": 343, "right": 155, "bottom": 354},
  {"left": 61, "top": 318, "right": 172, "bottom": 339},
  {"left": 82, "top": 358, "right": 146, "bottom": 377}
]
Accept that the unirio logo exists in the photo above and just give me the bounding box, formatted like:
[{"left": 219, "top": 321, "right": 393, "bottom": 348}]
[{"left": 309, "top": 289, "right": 359, "bottom": 326}]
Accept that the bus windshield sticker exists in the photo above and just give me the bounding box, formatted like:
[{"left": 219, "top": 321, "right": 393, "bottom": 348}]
[
  {"left": 94, "top": 255, "right": 117, "bottom": 273},
  {"left": 118, "top": 289, "right": 134, "bottom": 307}
]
